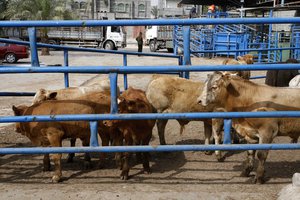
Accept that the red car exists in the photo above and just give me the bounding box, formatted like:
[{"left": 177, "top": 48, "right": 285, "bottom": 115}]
[{"left": 0, "top": 42, "right": 29, "bottom": 63}]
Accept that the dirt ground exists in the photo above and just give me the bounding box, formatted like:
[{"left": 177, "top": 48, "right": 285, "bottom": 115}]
[{"left": 0, "top": 47, "right": 299, "bottom": 200}]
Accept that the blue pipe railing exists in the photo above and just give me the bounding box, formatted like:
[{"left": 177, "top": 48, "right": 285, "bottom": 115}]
[
  {"left": 1, "top": 18, "right": 300, "bottom": 27},
  {"left": 1, "top": 18, "right": 300, "bottom": 155},
  {"left": 0, "top": 64, "right": 299, "bottom": 74}
]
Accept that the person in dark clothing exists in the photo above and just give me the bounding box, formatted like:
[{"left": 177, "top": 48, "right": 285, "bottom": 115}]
[
  {"left": 136, "top": 32, "right": 143, "bottom": 56},
  {"left": 265, "top": 58, "right": 299, "bottom": 87},
  {"left": 189, "top": 6, "right": 197, "bottom": 18}
]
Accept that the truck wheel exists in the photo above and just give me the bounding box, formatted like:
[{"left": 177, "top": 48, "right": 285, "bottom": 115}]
[
  {"left": 167, "top": 48, "right": 174, "bottom": 53},
  {"left": 149, "top": 40, "right": 157, "bottom": 52},
  {"left": 48, "top": 40, "right": 57, "bottom": 45},
  {"left": 5, "top": 53, "right": 17, "bottom": 63},
  {"left": 104, "top": 41, "right": 115, "bottom": 50}
]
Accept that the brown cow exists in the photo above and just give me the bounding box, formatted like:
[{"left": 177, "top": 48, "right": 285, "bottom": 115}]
[
  {"left": 222, "top": 54, "right": 254, "bottom": 79},
  {"left": 146, "top": 75, "right": 213, "bottom": 147},
  {"left": 32, "top": 85, "right": 116, "bottom": 163},
  {"left": 104, "top": 87, "right": 155, "bottom": 180},
  {"left": 198, "top": 71, "right": 300, "bottom": 184},
  {"left": 12, "top": 100, "right": 110, "bottom": 182}
]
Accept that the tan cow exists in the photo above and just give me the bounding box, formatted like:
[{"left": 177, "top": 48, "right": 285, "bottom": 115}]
[
  {"left": 146, "top": 75, "right": 214, "bottom": 148},
  {"left": 198, "top": 71, "right": 300, "bottom": 184},
  {"left": 32, "top": 79, "right": 120, "bottom": 105},
  {"left": 104, "top": 87, "right": 155, "bottom": 180},
  {"left": 222, "top": 54, "right": 254, "bottom": 80},
  {"left": 12, "top": 99, "right": 110, "bottom": 183}
]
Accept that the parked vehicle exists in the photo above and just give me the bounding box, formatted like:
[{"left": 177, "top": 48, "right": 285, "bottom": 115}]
[
  {"left": 2, "top": 26, "right": 126, "bottom": 50},
  {"left": 0, "top": 42, "right": 29, "bottom": 63},
  {"left": 145, "top": 25, "right": 174, "bottom": 53}
]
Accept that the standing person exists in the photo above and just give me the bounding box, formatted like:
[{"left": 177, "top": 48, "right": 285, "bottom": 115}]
[
  {"left": 136, "top": 32, "right": 143, "bottom": 56},
  {"left": 189, "top": 6, "right": 197, "bottom": 18}
]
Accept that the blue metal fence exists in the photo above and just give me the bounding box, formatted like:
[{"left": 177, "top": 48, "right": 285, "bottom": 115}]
[{"left": 1, "top": 18, "right": 300, "bottom": 155}]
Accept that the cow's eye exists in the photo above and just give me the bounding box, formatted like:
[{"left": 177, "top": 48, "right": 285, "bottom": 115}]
[{"left": 211, "top": 86, "right": 217, "bottom": 90}]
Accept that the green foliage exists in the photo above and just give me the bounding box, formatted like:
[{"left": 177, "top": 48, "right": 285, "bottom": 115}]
[
  {"left": 0, "top": 0, "right": 8, "bottom": 20},
  {"left": 151, "top": 6, "right": 158, "bottom": 19},
  {"left": 4, "top": 0, "right": 76, "bottom": 20}
]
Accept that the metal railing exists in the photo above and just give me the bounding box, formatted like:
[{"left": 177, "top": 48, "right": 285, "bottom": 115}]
[{"left": 1, "top": 18, "right": 300, "bottom": 155}]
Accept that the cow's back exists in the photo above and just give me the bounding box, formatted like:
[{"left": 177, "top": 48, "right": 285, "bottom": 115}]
[{"left": 146, "top": 75, "right": 205, "bottom": 113}]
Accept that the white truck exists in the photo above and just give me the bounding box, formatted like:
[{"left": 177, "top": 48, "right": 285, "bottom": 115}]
[
  {"left": 1, "top": 25, "right": 126, "bottom": 50},
  {"left": 145, "top": 25, "right": 174, "bottom": 52}
]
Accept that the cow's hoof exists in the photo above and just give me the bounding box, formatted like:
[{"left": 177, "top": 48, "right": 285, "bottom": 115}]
[
  {"left": 253, "top": 177, "right": 264, "bottom": 184},
  {"left": 120, "top": 171, "right": 129, "bottom": 180},
  {"left": 216, "top": 155, "right": 225, "bottom": 162},
  {"left": 204, "top": 151, "right": 213, "bottom": 155},
  {"left": 143, "top": 168, "right": 151, "bottom": 174},
  {"left": 52, "top": 175, "right": 61, "bottom": 183},
  {"left": 240, "top": 171, "right": 250, "bottom": 177},
  {"left": 83, "top": 161, "right": 92, "bottom": 170}
]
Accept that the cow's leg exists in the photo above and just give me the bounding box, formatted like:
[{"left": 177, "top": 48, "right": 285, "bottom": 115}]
[
  {"left": 240, "top": 150, "right": 256, "bottom": 177},
  {"left": 212, "top": 118, "right": 224, "bottom": 162},
  {"left": 48, "top": 138, "right": 63, "bottom": 183},
  {"left": 43, "top": 154, "right": 51, "bottom": 171},
  {"left": 254, "top": 131, "right": 273, "bottom": 184},
  {"left": 156, "top": 119, "right": 168, "bottom": 145},
  {"left": 142, "top": 132, "right": 152, "bottom": 174},
  {"left": 120, "top": 130, "right": 132, "bottom": 180},
  {"left": 81, "top": 137, "right": 92, "bottom": 170},
  {"left": 98, "top": 130, "right": 110, "bottom": 169},
  {"left": 134, "top": 140, "right": 143, "bottom": 164},
  {"left": 66, "top": 138, "right": 76, "bottom": 163},
  {"left": 203, "top": 121, "right": 212, "bottom": 155}
]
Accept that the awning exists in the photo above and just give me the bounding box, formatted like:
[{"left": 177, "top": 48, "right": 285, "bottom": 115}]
[{"left": 178, "top": 0, "right": 300, "bottom": 7}]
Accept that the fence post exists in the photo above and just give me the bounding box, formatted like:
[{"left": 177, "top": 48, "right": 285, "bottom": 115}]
[
  {"left": 64, "top": 50, "right": 69, "bottom": 88},
  {"left": 89, "top": 121, "right": 99, "bottom": 147},
  {"left": 123, "top": 54, "right": 128, "bottom": 90},
  {"left": 223, "top": 119, "right": 232, "bottom": 144},
  {"left": 183, "top": 26, "right": 191, "bottom": 79},
  {"left": 28, "top": 27, "right": 40, "bottom": 67},
  {"left": 109, "top": 73, "right": 118, "bottom": 114}
]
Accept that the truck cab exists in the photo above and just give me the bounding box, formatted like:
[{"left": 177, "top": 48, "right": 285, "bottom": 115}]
[
  {"left": 145, "top": 26, "right": 158, "bottom": 52},
  {"left": 103, "top": 26, "right": 126, "bottom": 50}
]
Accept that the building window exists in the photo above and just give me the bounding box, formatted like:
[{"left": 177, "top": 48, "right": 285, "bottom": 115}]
[
  {"left": 80, "top": 2, "right": 86, "bottom": 9},
  {"left": 117, "top": 3, "right": 125, "bottom": 12},
  {"left": 111, "top": 3, "right": 116, "bottom": 12},
  {"left": 125, "top": 4, "right": 130, "bottom": 12},
  {"left": 138, "top": 4, "right": 145, "bottom": 12},
  {"left": 73, "top": 2, "right": 79, "bottom": 9}
]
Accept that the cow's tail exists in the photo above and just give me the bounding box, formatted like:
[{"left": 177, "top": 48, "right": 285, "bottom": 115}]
[{"left": 179, "top": 125, "right": 185, "bottom": 135}]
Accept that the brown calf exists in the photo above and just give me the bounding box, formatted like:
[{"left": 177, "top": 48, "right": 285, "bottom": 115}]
[
  {"left": 104, "top": 87, "right": 155, "bottom": 180},
  {"left": 12, "top": 100, "right": 108, "bottom": 182}
]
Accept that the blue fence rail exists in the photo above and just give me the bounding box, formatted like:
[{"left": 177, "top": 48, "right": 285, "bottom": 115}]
[{"left": 1, "top": 18, "right": 300, "bottom": 155}]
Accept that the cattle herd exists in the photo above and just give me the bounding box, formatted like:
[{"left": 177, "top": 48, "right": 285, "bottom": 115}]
[{"left": 11, "top": 54, "right": 300, "bottom": 184}]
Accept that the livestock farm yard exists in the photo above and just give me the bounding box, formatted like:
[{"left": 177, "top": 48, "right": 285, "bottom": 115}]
[{"left": 0, "top": 47, "right": 299, "bottom": 200}]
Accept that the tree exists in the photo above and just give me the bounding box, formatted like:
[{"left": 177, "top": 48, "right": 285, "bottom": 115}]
[
  {"left": 4, "top": 0, "right": 75, "bottom": 55},
  {"left": 0, "top": 0, "right": 8, "bottom": 20},
  {"left": 151, "top": 6, "right": 158, "bottom": 19}
]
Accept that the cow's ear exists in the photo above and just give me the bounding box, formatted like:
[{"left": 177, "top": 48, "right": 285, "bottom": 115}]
[
  {"left": 117, "top": 96, "right": 125, "bottom": 104},
  {"left": 46, "top": 92, "right": 57, "bottom": 100},
  {"left": 12, "top": 105, "right": 20, "bottom": 116},
  {"left": 39, "top": 88, "right": 46, "bottom": 94},
  {"left": 237, "top": 56, "right": 243, "bottom": 61}
]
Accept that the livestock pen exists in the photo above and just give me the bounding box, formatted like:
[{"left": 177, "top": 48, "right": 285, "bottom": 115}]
[{"left": 0, "top": 17, "right": 300, "bottom": 198}]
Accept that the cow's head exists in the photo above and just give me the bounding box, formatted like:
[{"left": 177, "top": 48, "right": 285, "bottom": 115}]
[
  {"left": 237, "top": 54, "right": 254, "bottom": 64},
  {"left": 32, "top": 89, "right": 58, "bottom": 105},
  {"left": 12, "top": 105, "right": 28, "bottom": 134},
  {"left": 198, "top": 72, "right": 234, "bottom": 107}
]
